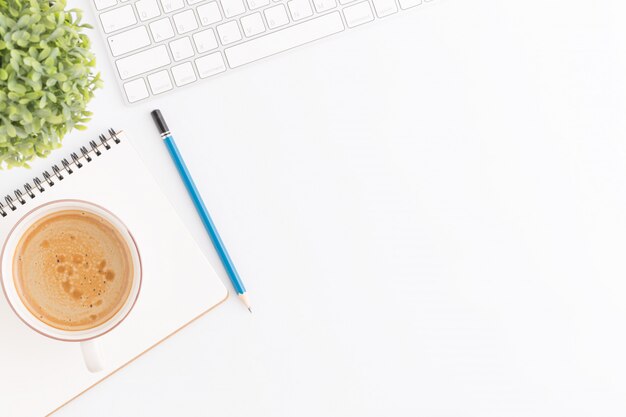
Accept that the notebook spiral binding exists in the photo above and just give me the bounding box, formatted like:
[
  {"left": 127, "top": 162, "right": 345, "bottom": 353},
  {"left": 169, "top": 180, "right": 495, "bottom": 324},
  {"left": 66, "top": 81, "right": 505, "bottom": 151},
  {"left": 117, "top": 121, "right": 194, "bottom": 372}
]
[{"left": 0, "top": 129, "right": 121, "bottom": 219}]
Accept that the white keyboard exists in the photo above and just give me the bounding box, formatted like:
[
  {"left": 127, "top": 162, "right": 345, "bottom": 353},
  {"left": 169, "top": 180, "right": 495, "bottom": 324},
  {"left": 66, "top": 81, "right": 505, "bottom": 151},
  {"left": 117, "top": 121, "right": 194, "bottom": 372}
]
[{"left": 92, "top": 0, "right": 436, "bottom": 104}]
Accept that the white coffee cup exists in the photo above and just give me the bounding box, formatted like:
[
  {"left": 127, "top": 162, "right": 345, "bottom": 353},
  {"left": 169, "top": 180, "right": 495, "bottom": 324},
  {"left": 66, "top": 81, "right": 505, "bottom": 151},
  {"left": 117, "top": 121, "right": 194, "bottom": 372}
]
[{"left": 0, "top": 200, "right": 142, "bottom": 372}]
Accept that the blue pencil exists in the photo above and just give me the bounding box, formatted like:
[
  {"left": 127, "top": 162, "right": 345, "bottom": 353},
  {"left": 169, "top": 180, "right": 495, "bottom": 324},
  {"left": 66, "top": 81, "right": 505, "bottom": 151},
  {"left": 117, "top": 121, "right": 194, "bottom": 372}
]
[{"left": 151, "top": 109, "right": 251, "bottom": 312}]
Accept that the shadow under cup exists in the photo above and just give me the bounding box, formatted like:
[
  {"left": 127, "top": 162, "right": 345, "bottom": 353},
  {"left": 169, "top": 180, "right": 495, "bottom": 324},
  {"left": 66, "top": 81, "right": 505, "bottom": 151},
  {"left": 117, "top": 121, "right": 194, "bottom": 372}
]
[{"left": 0, "top": 200, "right": 142, "bottom": 371}]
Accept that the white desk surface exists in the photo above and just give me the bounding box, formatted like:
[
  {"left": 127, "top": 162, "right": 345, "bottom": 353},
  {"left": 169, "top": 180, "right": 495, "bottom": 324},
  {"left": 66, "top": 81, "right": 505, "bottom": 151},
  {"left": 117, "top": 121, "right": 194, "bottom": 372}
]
[{"left": 3, "top": 0, "right": 626, "bottom": 415}]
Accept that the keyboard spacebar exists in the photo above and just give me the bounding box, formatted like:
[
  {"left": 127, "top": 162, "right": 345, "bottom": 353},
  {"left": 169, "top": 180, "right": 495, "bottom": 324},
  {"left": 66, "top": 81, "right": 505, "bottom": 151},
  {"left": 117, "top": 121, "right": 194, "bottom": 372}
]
[{"left": 225, "top": 12, "right": 345, "bottom": 68}]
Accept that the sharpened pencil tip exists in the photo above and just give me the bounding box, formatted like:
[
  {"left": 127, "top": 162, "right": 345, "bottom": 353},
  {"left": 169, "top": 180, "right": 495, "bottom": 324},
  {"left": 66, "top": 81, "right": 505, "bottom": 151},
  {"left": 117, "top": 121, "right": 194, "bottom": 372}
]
[{"left": 239, "top": 293, "right": 252, "bottom": 312}]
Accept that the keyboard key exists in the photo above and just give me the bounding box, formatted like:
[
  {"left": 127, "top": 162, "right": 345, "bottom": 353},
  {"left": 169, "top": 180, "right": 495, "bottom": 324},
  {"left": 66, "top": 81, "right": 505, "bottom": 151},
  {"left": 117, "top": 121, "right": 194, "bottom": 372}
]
[
  {"left": 287, "top": 0, "right": 313, "bottom": 21},
  {"left": 123, "top": 78, "right": 149, "bottom": 102},
  {"left": 338, "top": 0, "right": 355, "bottom": 4},
  {"left": 217, "top": 21, "right": 242, "bottom": 45},
  {"left": 372, "top": 0, "right": 397, "bottom": 17},
  {"left": 108, "top": 26, "right": 151, "bottom": 57},
  {"left": 116, "top": 45, "right": 171, "bottom": 79},
  {"left": 136, "top": 0, "right": 161, "bottom": 20},
  {"left": 94, "top": 0, "right": 117, "bottom": 10},
  {"left": 313, "top": 0, "right": 336, "bottom": 12},
  {"left": 148, "top": 70, "right": 173, "bottom": 94},
  {"left": 241, "top": 13, "right": 266, "bottom": 37},
  {"left": 219, "top": 0, "right": 246, "bottom": 18},
  {"left": 343, "top": 1, "right": 373, "bottom": 27},
  {"left": 246, "top": 0, "right": 270, "bottom": 10},
  {"left": 195, "top": 53, "right": 227, "bottom": 78},
  {"left": 149, "top": 18, "right": 175, "bottom": 41},
  {"left": 398, "top": 0, "right": 421, "bottom": 9},
  {"left": 160, "top": 0, "right": 185, "bottom": 12},
  {"left": 100, "top": 5, "right": 137, "bottom": 33},
  {"left": 169, "top": 37, "right": 195, "bottom": 61},
  {"left": 226, "top": 12, "right": 344, "bottom": 68},
  {"left": 173, "top": 10, "right": 199, "bottom": 34},
  {"left": 193, "top": 29, "right": 219, "bottom": 53},
  {"left": 171, "top": 62, "right": 197, "bottom": 86},
  {"left": 197, "top": 2, "right": 222, "bottom": 26},
  {"left": 264, "top": 5, "right": 289, "bottom": 29},
  {"left": 188, "top": 0, "right": 205, "bottom": 3}
]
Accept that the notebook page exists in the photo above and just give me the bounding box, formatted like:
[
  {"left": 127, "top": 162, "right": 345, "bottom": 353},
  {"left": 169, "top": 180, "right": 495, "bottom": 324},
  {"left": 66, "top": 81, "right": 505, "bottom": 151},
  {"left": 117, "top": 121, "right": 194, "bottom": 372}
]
[{"left": 0, "top": 133, "right": 228, "bottom": 417}]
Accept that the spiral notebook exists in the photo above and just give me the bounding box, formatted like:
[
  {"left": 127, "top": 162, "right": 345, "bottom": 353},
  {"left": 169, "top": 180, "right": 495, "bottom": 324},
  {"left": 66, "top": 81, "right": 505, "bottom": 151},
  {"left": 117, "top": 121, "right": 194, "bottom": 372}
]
[{"left": 0, "top": 130, "right": 229, "bottom": 417}]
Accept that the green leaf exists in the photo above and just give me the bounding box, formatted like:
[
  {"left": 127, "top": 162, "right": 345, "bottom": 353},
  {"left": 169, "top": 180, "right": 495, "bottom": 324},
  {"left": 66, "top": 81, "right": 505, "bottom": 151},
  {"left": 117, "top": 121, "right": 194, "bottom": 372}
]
[
  {"left": 38, "top": 46, "right": 50, "bottom": 60},
  {"left": 47, "top": 114, "right": 63, "bottom": 124},
  {"left": 8, "top": 80, "right": 26, "bottom": 94}
]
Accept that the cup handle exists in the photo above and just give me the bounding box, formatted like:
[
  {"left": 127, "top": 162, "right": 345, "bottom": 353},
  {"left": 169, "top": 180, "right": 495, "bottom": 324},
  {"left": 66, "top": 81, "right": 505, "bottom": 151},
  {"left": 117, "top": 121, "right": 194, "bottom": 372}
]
[{"left": 80, "top": 340, "right": 104, "bottom": 373}]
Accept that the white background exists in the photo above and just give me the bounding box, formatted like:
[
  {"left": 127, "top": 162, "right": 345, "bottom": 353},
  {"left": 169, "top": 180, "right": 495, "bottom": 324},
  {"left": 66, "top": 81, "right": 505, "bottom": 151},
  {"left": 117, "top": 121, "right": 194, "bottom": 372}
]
[{"left": 4, "top": 0, "right": 626, "bottom": 415}]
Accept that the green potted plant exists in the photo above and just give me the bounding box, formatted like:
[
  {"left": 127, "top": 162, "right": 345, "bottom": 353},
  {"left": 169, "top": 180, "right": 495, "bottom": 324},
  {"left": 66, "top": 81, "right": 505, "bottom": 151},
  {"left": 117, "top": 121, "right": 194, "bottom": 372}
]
[{"left": 0, "top": 0, "right": 102, "bottom": 169}]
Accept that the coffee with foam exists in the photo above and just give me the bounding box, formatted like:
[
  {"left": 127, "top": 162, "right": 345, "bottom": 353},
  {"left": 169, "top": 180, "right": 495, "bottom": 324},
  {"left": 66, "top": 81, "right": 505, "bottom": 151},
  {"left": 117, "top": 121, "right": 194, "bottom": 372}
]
[{"left": 13, "top": 210, "right": 134, "bottom": 332}]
